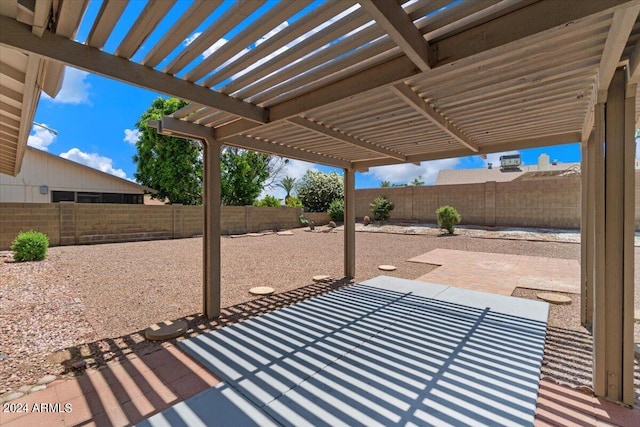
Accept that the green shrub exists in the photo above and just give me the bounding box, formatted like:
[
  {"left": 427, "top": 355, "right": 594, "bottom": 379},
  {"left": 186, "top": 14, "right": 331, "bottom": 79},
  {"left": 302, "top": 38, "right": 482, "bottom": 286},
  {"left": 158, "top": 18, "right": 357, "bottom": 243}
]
[
  {"left": 299, "top": 215, "right": 309, "bottom": 226},
  {"left": 285, "top": 196, "right": 303, "bottom": 208},
  {"left": 436, "top": 205, "right": 461, "bottom": 234},
  {"left": 327, "top": 199, "right": 344, "bottom": 222},
  {"left": 254, "top": 195, "right": 281, "bottom": 207},
  {"left": 11, "top": 230, "right": 49, "bottom": 262},
  {"left": 295, "top": 170, "right": 344, "bottom": 212},
  {"left": 370, "top": 196, "right": 394, "bottom": 221}
]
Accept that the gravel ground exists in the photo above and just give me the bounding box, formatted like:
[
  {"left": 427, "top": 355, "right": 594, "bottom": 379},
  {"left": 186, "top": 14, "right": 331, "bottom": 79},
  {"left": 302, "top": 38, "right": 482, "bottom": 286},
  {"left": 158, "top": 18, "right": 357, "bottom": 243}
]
[{"left": 1, "top": 224, "right": 638, "bottom": 399}]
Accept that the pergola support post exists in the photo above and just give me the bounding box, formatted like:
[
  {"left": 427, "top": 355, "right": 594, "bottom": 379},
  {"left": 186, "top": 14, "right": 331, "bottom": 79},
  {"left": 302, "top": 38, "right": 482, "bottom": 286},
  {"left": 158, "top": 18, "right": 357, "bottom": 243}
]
[
  {"left": 580, "top": 138, "right": 593, "bottom": 325},
  {"left": 344, "top": 168, "right": 356, "bottom": 278},
  {"left": 203, "top": 139, "right": 222, "bottom": 319},
  {"left": 592, "top": 67, "right": 635, "bottom": 405}
]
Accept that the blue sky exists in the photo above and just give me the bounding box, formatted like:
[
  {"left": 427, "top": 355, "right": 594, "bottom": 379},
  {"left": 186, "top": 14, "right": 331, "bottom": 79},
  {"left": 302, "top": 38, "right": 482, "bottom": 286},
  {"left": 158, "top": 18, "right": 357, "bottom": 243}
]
[{"left": 28, "top": 0, "right": 587, "bottom": 200}]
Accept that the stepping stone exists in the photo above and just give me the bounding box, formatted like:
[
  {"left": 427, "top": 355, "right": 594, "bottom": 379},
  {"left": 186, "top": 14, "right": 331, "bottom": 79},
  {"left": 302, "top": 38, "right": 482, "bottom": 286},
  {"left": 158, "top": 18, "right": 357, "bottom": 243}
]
[
  {"left": 145, "top": 320, "right": 188, "bottom": 341},
  {"left": 537, "top": 292, "right": 572, "bottom": 305},
  {"left": 277, "top": 231, "right": 294, "bottom": 235},
  {"left": 249, "top": 286, "right": 274, "bottom": 296},
  {"left": 378, "top": 265, "right": 397, "bottom": 271},
  {"left": 313, "top": 275, "right": 332, "bottom": 282},
  {"left": 36, "top": 375, "right": 57, "bottom": 385}
]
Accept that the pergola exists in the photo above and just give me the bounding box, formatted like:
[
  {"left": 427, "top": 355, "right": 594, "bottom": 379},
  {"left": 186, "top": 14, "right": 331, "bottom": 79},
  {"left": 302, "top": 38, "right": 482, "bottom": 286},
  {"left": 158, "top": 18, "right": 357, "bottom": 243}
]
[{"left": 0, "top": 0, "right": 638, "bottom": 406}]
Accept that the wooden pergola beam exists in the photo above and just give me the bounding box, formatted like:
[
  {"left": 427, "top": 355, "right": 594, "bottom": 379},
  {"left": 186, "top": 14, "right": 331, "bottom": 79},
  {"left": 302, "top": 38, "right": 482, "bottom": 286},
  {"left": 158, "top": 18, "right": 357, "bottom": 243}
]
[
  {"left": 156, "top": 117, "right": 352, "bottom": 169},
  {"left": 358, "top": 0, "right": 432, "bottom": 71},
  {"left": 0, "top": 17, "right": 268, "bottom": 124},
  {"left": 626, "top": 39, "right": 640, "bottom": 84},
  {"left": 86, "top": 0, "right": 128, "bottom": 49},
  {"left": 596, "top": 4, "right": 640, "bottom": 101},
  {"left": 287, "top": 116, "right": 406, "bottom": 161},
  {"left": 390, "top": 83, "right": 479, "bottom": 153}
]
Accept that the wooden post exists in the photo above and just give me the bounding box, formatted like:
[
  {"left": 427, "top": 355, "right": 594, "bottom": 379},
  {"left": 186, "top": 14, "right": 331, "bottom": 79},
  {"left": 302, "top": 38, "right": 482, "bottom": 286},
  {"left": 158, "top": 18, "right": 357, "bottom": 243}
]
[
  {"left": 593, "top": 68, "right": 635, "bottom": 404},
  {"left": 580, "top": 138, "right": 593, "bottom": 326},
  {"left": 202, "top": 140, "right": 222, "bottom": 319},
  {"left": 344, "top": 168, "right": 356, "bottom": 278}
]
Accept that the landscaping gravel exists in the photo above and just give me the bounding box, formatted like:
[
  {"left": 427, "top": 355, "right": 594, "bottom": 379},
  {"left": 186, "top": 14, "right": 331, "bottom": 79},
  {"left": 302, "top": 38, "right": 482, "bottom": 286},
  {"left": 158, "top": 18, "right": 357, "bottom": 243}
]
[{"left": 1, "top": 225, "right": 637, "bottom": 399}]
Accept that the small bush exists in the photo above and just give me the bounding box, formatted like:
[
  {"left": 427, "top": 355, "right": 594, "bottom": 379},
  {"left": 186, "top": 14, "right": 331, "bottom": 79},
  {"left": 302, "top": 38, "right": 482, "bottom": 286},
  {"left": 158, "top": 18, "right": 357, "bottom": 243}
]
[
  {"left": 285, "top": 196, "right": 303, "bottom": 208},
  {"left": 370, "top": 196, "right": 394, "bottom": 221},
  {"left": 327, "top": 199, "right": 344, "bottom": 222},
  {"left": 299, "top": 215, "right": 309, "bottom": 226},
  {"left": 254, "top": 195, "right": 281, "bottom": 207},
  {"left": 436, "top": 205, "right": 461, "bottom": 234},
  {"left": 295, "top": 170, "right": 344, "bottom": 212},
  {"left": 11, "top": 230, "right": 49, "bottom": 262}
]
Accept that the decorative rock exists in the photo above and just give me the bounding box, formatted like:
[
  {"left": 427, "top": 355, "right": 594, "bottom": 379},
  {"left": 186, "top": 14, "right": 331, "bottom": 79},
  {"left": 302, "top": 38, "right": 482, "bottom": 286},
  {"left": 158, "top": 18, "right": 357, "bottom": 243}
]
[
  {"left": 144, "top": 320, "right": 188, "bottom": 341},
  {"left": 18, "top": 385, "right": 33, "bottom": 394},
  {"left": 378, "top": 265, "right": 397, "bottom": 271},
  {"left": 328, "top": 221, "right": 337, "bottom": 228},
  {"left": 0, "top": 352, "right": 7, "bottom": 361},
  {"left": 36, "top": 375, "right": 57, "bottom": 385},
  {"left": 635, "top": 309, "right": 640, "bottom": 322},
  {"left": 30, "top": 385, "right": 47, "bottom": 393},
  {"left": 72, "top": 359, "right": 87, "bottom": 370},
  {"left": 309, "top": 221, "right": 315, "bottom": 231},
  {"left": 3, "top": 392, "right": 24, "bottom": 402},
  {"left": 277, "top": 230, "right": 293, "bottom": 235},
  {"left": 313, "top": 275, "right": 332, "bottom": 282},
  {"left": 635, "top": 343, "right": 640, "bottom": 358},
  {"left": 537, "top": 293, "right": 572, "bottom": 305},
  {"left": 363, "top": 216, "right": 371, "bottom": 226},
  {"left": 249, "top": 286, "right": 275, "bottom": 296}
]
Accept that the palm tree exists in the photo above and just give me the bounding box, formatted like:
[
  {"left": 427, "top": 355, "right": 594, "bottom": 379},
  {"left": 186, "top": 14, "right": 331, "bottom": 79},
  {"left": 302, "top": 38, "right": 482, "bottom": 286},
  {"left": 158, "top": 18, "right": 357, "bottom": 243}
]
[
  {"left": 410, "top": 176, "right": 425, "bottom": 186},
  {"left": 278, "top": 176, "right": 296, "bottom": 204},
  {"left": 380, "top": 181, "right": 390, "bottom": 187}
]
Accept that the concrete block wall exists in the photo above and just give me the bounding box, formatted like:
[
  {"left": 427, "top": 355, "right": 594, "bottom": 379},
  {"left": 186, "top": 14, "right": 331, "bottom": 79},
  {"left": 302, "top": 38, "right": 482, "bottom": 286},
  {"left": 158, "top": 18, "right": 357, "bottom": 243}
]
[
  {"left": 354, "top": 175, "right": 590, "bottom": 229},
  {"left": 0, "top": 204, "right": 303, "bottom": 249},
  {"left": 0, "top": 203, "right": 61, "bottom": 247}
]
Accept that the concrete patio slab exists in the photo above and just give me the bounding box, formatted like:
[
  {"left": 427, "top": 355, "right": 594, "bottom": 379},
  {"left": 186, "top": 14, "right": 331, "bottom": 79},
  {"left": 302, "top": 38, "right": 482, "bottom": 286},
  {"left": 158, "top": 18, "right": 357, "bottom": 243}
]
[
  {"left": 160, "top": 277, "right": 548, "bottom": 426},
  {"left": 409, "top": 249, "right": 580, "bottom": 295}
]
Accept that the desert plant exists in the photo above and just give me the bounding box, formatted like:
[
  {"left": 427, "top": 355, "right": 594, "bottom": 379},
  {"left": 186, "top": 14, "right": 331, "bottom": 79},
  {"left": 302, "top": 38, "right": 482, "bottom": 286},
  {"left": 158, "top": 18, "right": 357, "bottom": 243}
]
[
  {"left": 11, "top": 230, "right": 49, "bottom": 262},
  {"left": 285, "top": 196, "right": 303, "bottom": 207},
  {"left": 299, "top": 215, "right": 309, "bottom": 226},
  {"left": 254, "top": 195, "right": 281, "bottom": 207},
  {"left": 295, "top": 170, "right": 344, "bottom": 212},
  {"left": 370, "top": 196, "right": 394, "bottom": 221},
  {"left": 436, "top": 205, "right": 461, "bottom": 234},
  {"left": 327, "top": 199, "right": 344, "bottom": 222}
]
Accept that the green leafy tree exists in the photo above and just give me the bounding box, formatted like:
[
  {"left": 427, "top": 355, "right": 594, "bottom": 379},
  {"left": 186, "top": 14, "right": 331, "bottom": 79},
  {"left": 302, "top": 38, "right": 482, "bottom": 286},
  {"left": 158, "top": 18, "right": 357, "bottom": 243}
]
[
  {"left": 380, "top": 181, "right": 390, "bottom": 187},
  {"left": 133, "top": 98, "right": 203, "bottom": 205},
  {"left": 295, "top": 171, "right": 344, "bottom": 212},
  {"left": 221, "top": 148, "right": 276, "bottom": 206}
]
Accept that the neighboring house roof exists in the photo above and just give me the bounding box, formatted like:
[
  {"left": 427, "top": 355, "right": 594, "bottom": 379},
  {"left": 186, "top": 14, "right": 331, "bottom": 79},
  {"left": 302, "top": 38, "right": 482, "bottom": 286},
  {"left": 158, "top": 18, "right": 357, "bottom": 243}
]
[
  {"left": 435, "top": 162, "right": 581, "bottom": 185},
  {"left": 25, "top": 146, "right": 155, "bottom": 193}
]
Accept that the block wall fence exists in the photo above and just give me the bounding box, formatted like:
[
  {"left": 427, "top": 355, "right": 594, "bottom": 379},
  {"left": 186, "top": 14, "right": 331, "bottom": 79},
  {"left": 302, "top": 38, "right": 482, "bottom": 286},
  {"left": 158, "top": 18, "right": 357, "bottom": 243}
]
[
  {"left": 0, "top": 203, "right": 303, "bottom": 250},
  {"left": 2, "top": 175, "right": 639, "bottom": 249}
]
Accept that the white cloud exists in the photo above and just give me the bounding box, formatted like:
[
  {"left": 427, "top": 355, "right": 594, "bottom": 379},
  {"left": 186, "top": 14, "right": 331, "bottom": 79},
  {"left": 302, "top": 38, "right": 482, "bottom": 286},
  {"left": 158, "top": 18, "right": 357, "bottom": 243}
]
[
  {"left": 123, "top": 128, "right": 140, "bottom": 145},
  {"left": 261, "top": 158, "right": 317, "bottom": 200},
  {"left": 256, "top": 21, "right": 289, "bottom": 46},
  {"left": 483, "top": 150, "right": 519, "bottom": 167},
  {"left": 27, "top": 125, "right": 56, "bottom": 151},
  {"left": 367, "top": 158, "right": 461, "bottom": 185},
  {"left": 42, "top": 67, "right": 91, "bottom": 104},
  {"left": 60, "top": 148, "right": 128, "bottom": 179},
  {"left": 184, "top": 32, "right": 201, "bottom": 46}
]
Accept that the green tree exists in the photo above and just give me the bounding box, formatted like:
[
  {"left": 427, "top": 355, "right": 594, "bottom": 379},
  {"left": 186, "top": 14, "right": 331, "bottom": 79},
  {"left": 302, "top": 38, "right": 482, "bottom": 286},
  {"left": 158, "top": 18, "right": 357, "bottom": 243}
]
[
  {"left": 278, "top": 176, "right": 296, "bottom": 203},
  {"left": 410, "top": 176, "right": 425, "bottom": 186},
  {"left": 380, "top": 180, "right": 390, "bottom": 187},
  {"left": 220, "top": 148, "right": 274, "bottom": 206},
  {"left": 133, "top": 97, "right": 203, "bottom": 205},
  {"left": 295, "top": 170, "right": 344, "bottom": 212}
]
